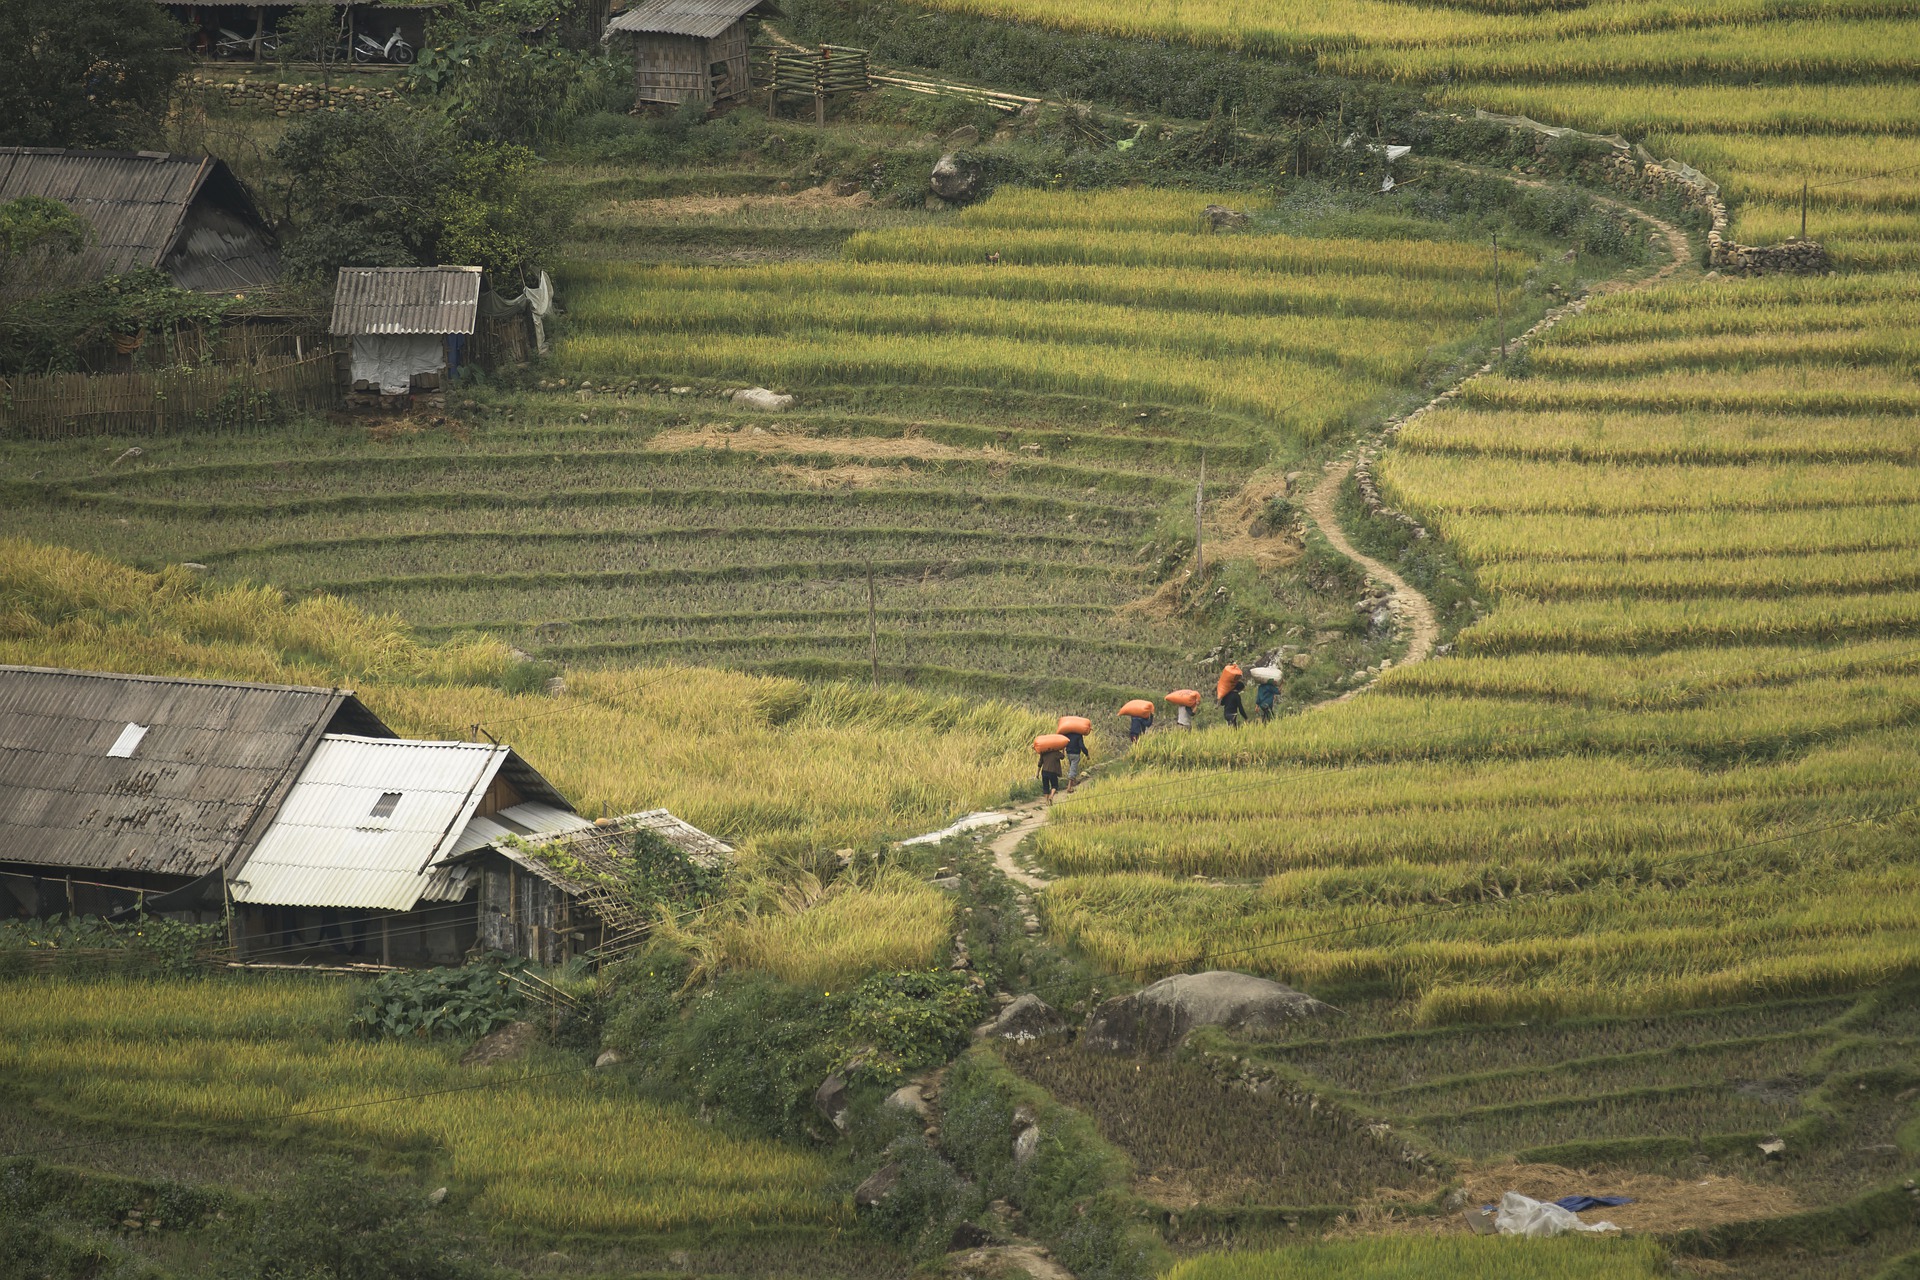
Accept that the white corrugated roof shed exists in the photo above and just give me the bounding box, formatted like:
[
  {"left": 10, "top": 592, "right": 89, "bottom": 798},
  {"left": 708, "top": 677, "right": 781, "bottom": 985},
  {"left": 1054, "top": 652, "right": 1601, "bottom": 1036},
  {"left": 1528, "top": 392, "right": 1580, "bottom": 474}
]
[
  {"left": 230, "top": 735, "right": 570, "bottom": 911},
  {"left": 451, "top": 801, "right": 596, "bottom": 857},
  {"left": 330, "top": 266, "right": 482, "bottom": 337}
]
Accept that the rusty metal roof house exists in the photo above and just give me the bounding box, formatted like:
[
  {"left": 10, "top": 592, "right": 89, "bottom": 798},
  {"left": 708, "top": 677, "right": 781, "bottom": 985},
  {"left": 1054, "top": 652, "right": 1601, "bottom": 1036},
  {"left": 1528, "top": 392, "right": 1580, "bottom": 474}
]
[
  {"left": 0, "top": 148, "right": 279, "bottom": 291},
  {"left": 453, "top": 810, "right": 734, "bottom": 965},
  {"left": 606, "top": 0, "right": 780, "bottom": 109},
  {"left": 0, "top": 666, "right": 391, "bottom": 920},
  {"left": 330, "top": 265, "right": 482, "bottom": 398}
]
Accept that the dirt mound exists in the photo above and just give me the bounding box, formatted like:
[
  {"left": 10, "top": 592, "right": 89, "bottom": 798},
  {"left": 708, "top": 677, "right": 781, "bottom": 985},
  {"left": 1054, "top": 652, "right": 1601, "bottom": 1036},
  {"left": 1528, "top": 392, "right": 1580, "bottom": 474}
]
[
  {"left": 460, "top": 1020, "right": 539, "bottom": 1067},
  {"left": 1083, "top": 971, "right": 1333, "bottom": 1055},
  {"left": 1338, "top": 1162, "right": 1802, "bottom": 1239},
  {"left": 650, "top": 422, "right": 979, "bottom": 462}
]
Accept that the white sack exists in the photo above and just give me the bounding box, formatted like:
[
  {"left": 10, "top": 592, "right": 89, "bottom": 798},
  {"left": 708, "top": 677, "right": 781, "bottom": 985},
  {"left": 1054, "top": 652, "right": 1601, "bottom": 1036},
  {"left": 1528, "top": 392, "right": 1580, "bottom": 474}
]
[{"left": 1494, "top": 1192, "right": 1619, "bottom": 1238}]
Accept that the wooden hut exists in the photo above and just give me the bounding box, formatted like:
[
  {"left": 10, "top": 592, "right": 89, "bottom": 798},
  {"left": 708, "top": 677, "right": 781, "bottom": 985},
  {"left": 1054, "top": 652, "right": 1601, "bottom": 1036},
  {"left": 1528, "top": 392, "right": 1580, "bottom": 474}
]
[
  {"left": 455, "top": 811, "right": 734, "bottom": 965},
  {"left": 604, "top": 0, "right": 780, "bottom": 111}
]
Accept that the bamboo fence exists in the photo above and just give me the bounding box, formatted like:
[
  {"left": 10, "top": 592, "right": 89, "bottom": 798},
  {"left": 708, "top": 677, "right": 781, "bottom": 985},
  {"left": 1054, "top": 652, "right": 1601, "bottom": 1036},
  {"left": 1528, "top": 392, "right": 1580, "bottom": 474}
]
[{"left": 1, "top": 351, "right": 342, "bottom": 439}]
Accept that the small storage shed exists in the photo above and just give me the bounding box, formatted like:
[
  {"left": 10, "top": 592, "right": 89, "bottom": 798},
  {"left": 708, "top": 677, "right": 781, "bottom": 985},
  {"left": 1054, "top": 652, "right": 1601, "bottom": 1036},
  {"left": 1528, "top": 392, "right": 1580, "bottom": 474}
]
[
  {"left": 605, "top": 0, "right": 780, "bottom": 110},
  {"left": 330, "top": 265, "right": 481, "bottom": 399},
  {"left": 458, "top": 810, "right": 733, "bottom": 965}
]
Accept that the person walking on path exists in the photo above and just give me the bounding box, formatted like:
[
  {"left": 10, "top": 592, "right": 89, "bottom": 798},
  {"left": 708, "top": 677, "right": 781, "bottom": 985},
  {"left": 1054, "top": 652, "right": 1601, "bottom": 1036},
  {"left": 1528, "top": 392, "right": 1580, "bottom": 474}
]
[
  {"left": 1168, "top": 689, "right": 1201, "bottom": 730},
  {"left": 1119, "top": 698, "right": 1155, "bottom": 744},
  {"left": 1217, "top": 664, "right": 1247, "bottom": 729},
  {"left": 1057, "top": 716, "right": 1093, "bottom": 791},
  {"left": 1255, "top": 675, "right": 1279, "bottom": 723},
  {"left": 1038, "top": 741, "right": 1065, "bottom": 800}
]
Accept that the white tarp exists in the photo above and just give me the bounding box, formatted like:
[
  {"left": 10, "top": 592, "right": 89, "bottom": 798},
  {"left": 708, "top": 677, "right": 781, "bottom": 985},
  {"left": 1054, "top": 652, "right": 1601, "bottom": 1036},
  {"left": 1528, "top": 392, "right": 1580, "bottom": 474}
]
[
  {"left": 1494, "top": 1193, "right": 1621, "bottom": 1238},
  {"left": 351, "top": 334, "right": 445, "bottom": 394},
  {"left": 479, "top": 271, "right": 556, "bottom": 355}
]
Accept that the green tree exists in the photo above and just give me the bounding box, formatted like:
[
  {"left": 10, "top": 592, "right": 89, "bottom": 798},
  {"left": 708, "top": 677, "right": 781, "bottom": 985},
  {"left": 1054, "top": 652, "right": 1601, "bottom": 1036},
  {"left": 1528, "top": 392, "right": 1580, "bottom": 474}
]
[
  {"left": 0, "top": 0, "right": 188, "bottom": 148},
  {"left": 272, "top": 106, "right": 569, "bottom": 284},
  {"left": 405, "top": 0, "right": 623, "bottom": 145}
]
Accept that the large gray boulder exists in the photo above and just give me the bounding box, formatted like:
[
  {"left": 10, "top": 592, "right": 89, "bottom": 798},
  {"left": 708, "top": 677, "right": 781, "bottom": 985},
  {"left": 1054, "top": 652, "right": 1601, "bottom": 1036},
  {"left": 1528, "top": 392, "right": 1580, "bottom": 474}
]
[
  {"left": 1082, "top": 971, "right": 1332, "bottom": 1056},
  {"left": 930, "top": 153, "right": 981, "bottom": 203}
]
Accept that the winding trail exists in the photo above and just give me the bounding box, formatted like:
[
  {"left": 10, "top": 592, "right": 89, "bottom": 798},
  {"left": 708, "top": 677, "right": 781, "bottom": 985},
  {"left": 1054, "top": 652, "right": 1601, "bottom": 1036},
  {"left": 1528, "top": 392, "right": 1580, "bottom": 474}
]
[
  {"left": 1297, "top": 195, "right": 1693, "bottom": 699},
  {"left": 905, "top": 193, "right": 1695, "bottom": 879}
]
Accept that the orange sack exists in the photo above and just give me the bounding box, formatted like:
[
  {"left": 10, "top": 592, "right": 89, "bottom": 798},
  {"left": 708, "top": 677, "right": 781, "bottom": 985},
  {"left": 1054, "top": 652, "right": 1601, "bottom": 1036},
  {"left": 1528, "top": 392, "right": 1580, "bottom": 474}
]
[
  {"left": 1118, "top": 699, "right": 1156, "bottom": 719},
  {"left": 1166, "top": 689, "right": 1201, "bottom": 709},
  {"left": 1056, "top": 715, "right": 1093, "bottom": 735},
  {"left": 1216, "top": 664, "right": 1245, "bottom": 701},
  {"left": 1034, "top": 733, "right": 1071, "bottom": 753}
]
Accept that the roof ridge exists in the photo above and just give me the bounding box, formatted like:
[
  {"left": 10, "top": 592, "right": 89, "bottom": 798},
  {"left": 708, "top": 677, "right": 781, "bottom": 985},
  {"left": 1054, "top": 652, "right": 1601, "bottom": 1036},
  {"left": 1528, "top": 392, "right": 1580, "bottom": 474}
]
[{"left": 0, "top": 665, "right": 349, "bottom": 697}]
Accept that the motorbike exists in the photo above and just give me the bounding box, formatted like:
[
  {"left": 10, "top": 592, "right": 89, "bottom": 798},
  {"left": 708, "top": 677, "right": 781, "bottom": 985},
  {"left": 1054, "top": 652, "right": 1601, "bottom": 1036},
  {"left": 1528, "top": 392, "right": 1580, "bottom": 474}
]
[
  {"left": 351, "top": 31, "right": 415, "bottom": 64},
  {"left": 214, "top": 26, "right": 279, "bottom": 58}
]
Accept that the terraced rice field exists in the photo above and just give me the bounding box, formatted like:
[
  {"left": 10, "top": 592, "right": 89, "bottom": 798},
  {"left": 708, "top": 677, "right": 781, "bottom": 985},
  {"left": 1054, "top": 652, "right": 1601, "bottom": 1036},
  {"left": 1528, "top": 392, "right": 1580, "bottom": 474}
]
[
  {"left": 1037, "top": 266, "right": 1920, "bottom": 1018},
  {"left": 0, "top": 189, "right": 1512, "bottom": 710},
  {"left": 0, "top": 977, "right": 845, "bottom": 1234},
  {"left": 923, "top": 0, "right": 1920, "bottom": 1038}
]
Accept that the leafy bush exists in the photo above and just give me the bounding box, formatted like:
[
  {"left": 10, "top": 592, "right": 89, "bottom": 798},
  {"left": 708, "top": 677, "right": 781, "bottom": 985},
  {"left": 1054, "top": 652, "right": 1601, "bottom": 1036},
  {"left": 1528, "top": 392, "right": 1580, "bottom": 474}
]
[
  {"left": 843, "top": 969, "right": 986, "bottom": 1081},
  {"left": 0, "top": 914, "right": 221, "bottom": 976},
  {"left": 234, "top": 1157, "right": 485, "bottom": 1280},
  {"left": 351, "top": 960, "right": 523, "bottom": 1039}
]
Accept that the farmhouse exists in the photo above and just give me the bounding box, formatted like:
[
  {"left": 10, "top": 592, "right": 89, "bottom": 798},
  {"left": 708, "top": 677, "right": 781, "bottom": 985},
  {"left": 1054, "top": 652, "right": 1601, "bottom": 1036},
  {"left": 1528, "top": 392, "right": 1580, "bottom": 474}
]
[
  {"left": 331, "top": 265, "right": 481, "bottom": 399},
  {"left": 0, "top": 667, "right": 391, "bottom": 919},
  {"left": 605, "top": 0, "right": 780, "bottom": 111},
  {"left": 0, "top": 666, "right": 727, "bottom": 967},
  {"left": 0, "top": 148, "right": 279, "bottom": 292}
]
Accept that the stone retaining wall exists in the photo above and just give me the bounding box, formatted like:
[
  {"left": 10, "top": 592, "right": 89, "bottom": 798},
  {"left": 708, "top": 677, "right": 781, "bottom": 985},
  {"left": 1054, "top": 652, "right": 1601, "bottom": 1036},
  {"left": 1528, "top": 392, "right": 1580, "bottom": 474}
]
[
  {"left": 1599, "top": 147, "right": 1829, "bottom": 276},
  {"left": 191, "top": 75, "right": 396, "bottom": 116}
]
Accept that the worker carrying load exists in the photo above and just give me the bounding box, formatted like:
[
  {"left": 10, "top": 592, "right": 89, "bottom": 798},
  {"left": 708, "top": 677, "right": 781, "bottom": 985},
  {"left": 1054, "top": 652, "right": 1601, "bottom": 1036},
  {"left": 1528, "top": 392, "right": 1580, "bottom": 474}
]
[
  {"left": 1250, "top": 666, "right": 1283, "bottom": 723},
  {"left": 1217, "top": 663, "right": 1247, "bottom": 729},
  {"left": 1118, "top": 698, "right": 1155, "bottom": 743},
  {"left": 1057, "top": 715, "right": 1093, "bottom": 791},
  {"left": 1166, "top": 688, "right": 1201, "bottom": 730},
  {"left": 1034, "top": 732, "right": 1069, "bottom": 800}
]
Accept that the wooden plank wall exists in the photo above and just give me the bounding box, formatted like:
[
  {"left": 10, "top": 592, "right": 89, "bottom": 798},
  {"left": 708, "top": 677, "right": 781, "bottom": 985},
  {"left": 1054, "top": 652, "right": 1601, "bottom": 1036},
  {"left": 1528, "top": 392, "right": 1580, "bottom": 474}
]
[
  {"left": 0, "top": 352, "right": 342, "bottom": 440},
  {"left": 632, "top": 32, "right": 710, "bottom": 105}
]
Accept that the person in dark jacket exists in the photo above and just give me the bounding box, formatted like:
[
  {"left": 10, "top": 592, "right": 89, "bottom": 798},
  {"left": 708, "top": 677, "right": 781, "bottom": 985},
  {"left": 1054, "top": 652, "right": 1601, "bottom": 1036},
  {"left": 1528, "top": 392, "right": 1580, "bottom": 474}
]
[
  {"left": 1220, "top": 676, "right": 1247, "bottom": 728},
  {"left": 1255, "top": 676, "right": 1279, "bottom": 722},
  {"left": 1038, "top": 743, "right": 1065, "bottom": 799}
]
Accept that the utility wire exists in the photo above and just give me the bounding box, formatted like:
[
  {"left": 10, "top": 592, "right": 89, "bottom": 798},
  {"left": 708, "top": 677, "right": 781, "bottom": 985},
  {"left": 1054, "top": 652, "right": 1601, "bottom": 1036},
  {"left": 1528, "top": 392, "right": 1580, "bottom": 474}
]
[
  {"left": 1104, "top": 797, "right": 1920, "bottom": 985},
  {"left": 1051, "top": 639, "right": 1920, "bottom": 819}
]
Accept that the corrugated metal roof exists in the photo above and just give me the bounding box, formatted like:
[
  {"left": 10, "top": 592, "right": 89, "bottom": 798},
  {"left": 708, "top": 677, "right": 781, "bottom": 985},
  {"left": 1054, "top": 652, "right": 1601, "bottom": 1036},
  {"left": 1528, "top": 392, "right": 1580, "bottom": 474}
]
[
  {"left": 231, "top": 735, "right": 510, "bottom": 911},
  {"left": 450, "top": 801, "right": 595, "bottom": 858},
  {"left": 0, "top": 666, "right": 375, "bottom": 879},
  {"left": 330, "top": 266, "right": 483, "bottom": 336},
  {"left": 0, "top": 148, "right": 278, "bottom": 289},
  {"left": 607, "top": 0, "right": 779, "bottom": 39}
]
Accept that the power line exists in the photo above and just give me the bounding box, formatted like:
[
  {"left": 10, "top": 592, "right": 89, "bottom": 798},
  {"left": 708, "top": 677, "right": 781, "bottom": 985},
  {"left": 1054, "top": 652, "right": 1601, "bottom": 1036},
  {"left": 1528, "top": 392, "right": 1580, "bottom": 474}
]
[
  {"left": 1054, "top": 638, "right": 1920, "bottom": 820},
  {"left": 1112, "top": 797, "right": 1920, "bottom": 985}
]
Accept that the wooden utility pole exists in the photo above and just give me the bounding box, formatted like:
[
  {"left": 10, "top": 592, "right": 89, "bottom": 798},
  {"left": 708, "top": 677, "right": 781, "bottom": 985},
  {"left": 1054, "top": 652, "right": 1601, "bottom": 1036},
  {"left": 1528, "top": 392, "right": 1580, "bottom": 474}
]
[
  {"left": 1194, "top": 451, "right": 1206, "bottom": 582},
  {"left": 866, "top": 558, "right": 880, "bottom": 691},
  {"left": 1492, "top": 233, "right": 1505, "bottom": 360},
  {"left": 1800, "top": 179, "right": 1809, "bottom": 239}
]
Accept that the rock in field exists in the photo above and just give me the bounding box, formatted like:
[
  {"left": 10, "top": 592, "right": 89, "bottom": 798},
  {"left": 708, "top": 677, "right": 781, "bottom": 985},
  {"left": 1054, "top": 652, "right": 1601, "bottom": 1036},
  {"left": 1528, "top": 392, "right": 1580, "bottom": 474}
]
[
  {"left": 731, "top": 387, "right": 793, "bottom": 411},
  {"left": 981, "top": 993, "right": 1067, "bottom": 1043},
  {"left": 930, "top": 153, "right": 981, "bottom": 202},
  {"left": 815, "top": 1073, "right": 850, "bottom": 1131},
  {"left": 1082, "top": 970, "right": 1332, "bottom": 1056},
  {"left": 855, "top": 1161, "right": 902, "bottom": 1207}
]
